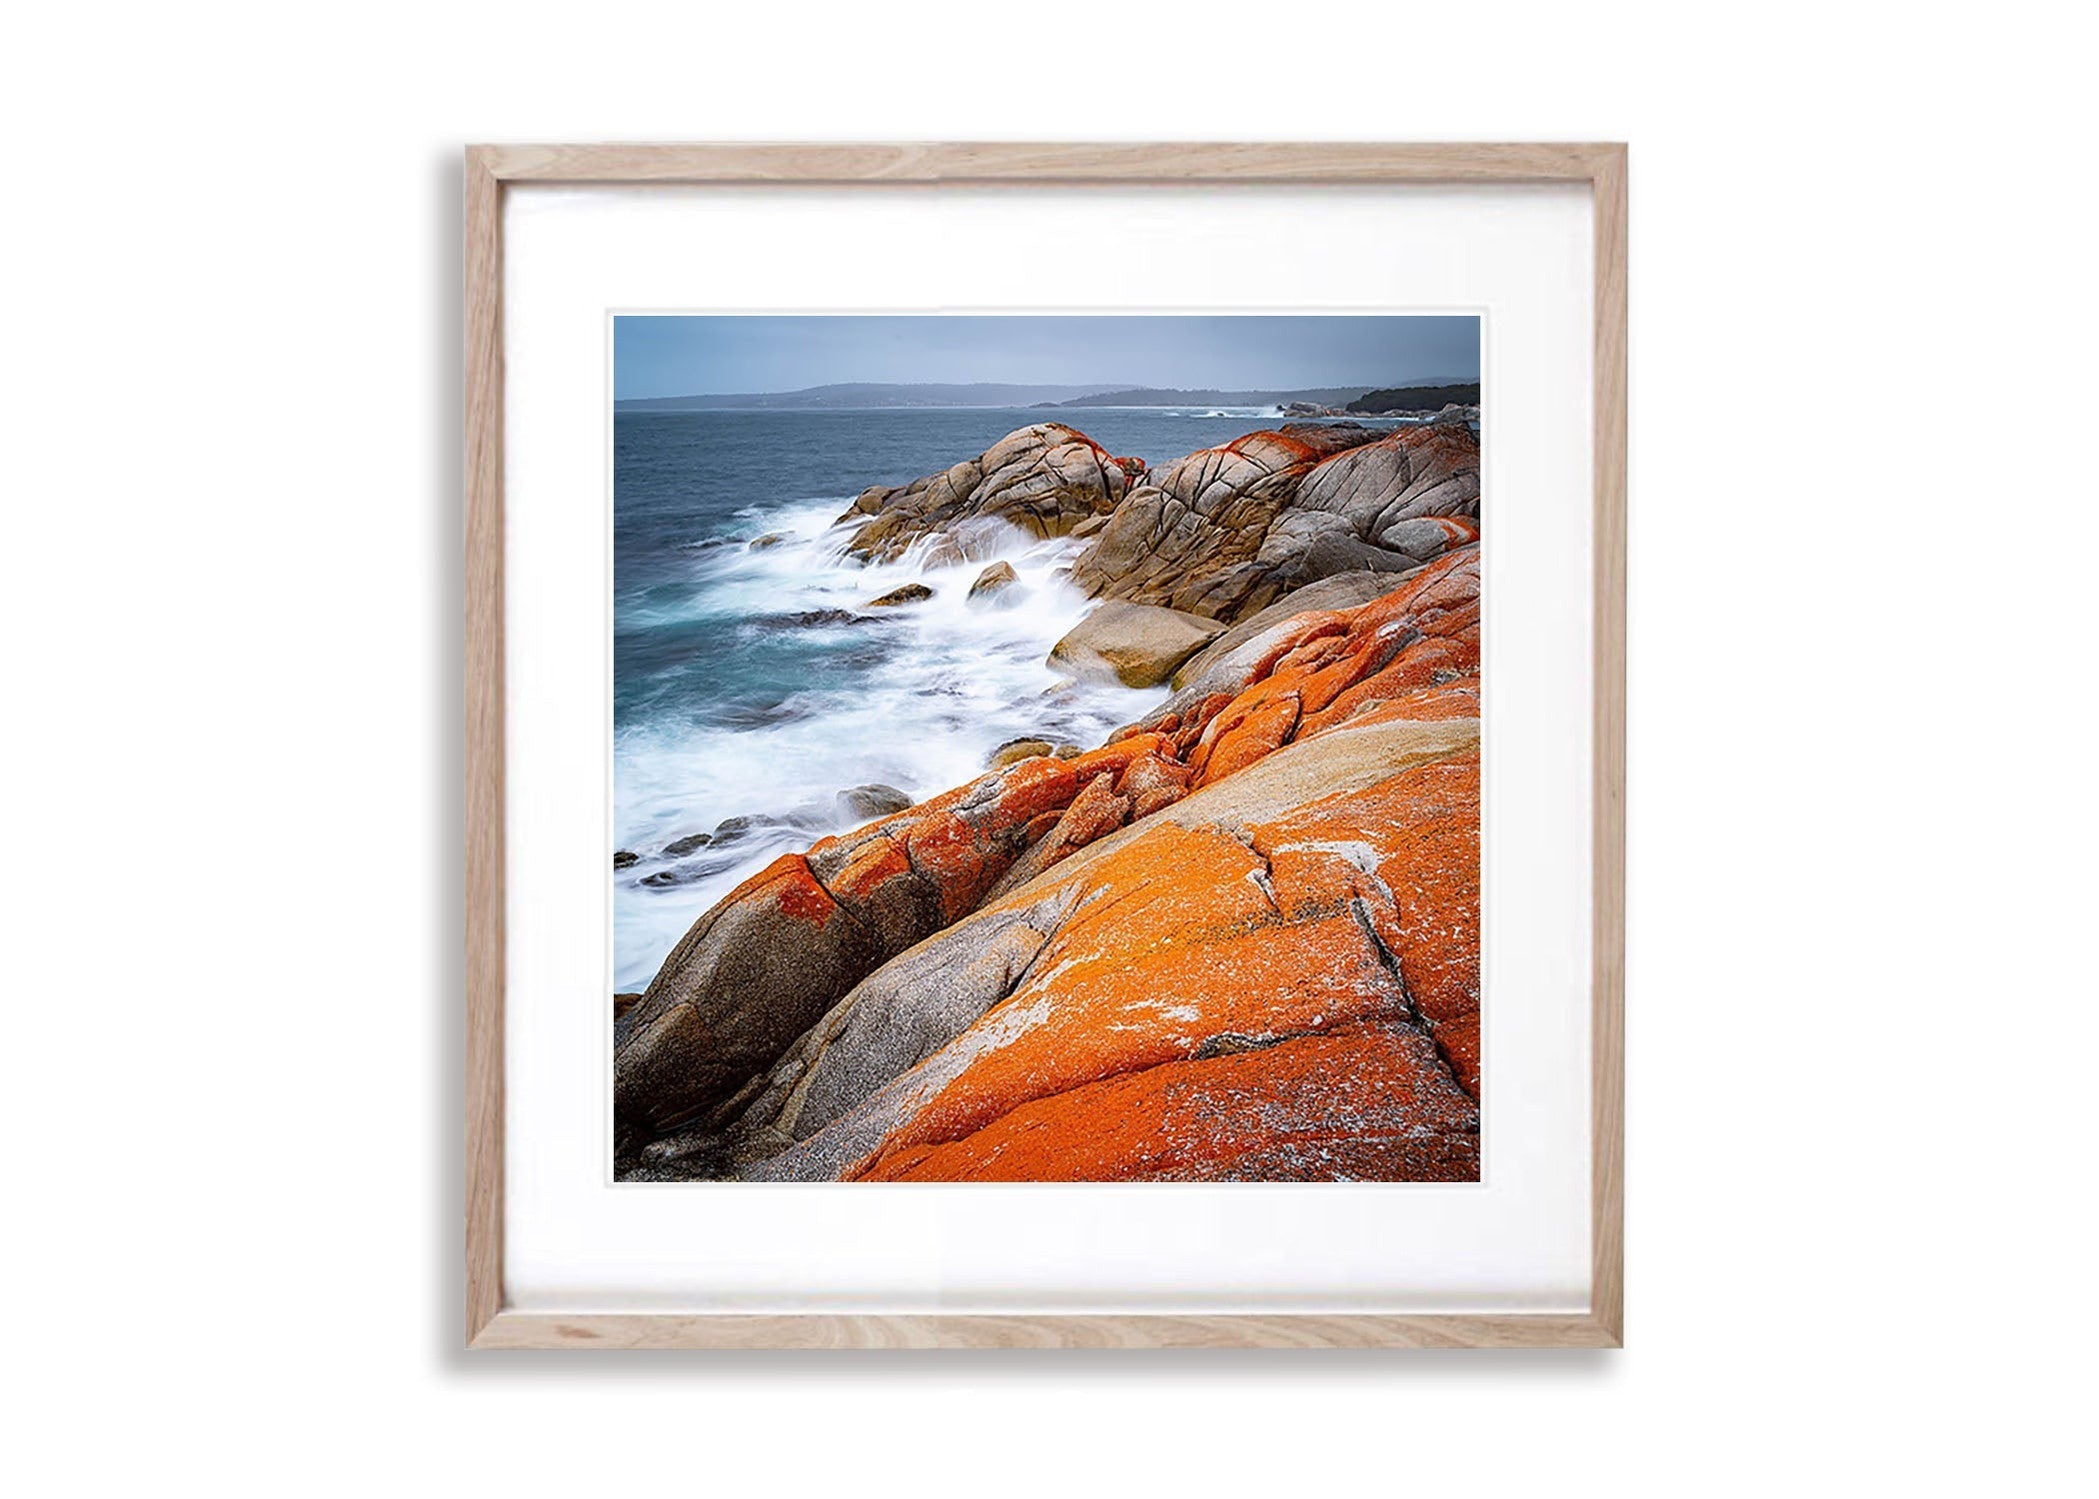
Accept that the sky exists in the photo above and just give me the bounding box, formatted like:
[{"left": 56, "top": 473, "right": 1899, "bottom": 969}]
[{"left": 612, "top": 314, "right": 1479, "bottom": 399}]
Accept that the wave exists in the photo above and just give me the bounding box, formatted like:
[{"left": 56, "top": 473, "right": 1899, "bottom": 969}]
[{"left": 613, "top": 500, "right": 1165, "bottom": 991}]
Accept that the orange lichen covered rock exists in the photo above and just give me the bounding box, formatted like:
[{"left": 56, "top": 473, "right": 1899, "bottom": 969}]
[
  {"left": 975, "top": 773, "right": 1134, "bottom": 907},
  {"left": 1065, "top": 732, "right": 1175, "bottom": 785},
  {"left": 614, "top": 853, "right": 872, "bottom": 1154},
  {"left": 1161, "top": 546, "right": 1481, "bottom": 787},
  {"left": 1192, "top": 689, "right": 1302, "bottom": 785},
  {"left": 1114, "top": 752, "right": 1193, "bottom": 806},
  {"left": 856, "top": 1021, "right": 1477, "bottom": 1182}
]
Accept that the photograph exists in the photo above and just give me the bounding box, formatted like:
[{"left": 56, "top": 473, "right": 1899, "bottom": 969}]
[{"left": 611, "top": 314, "right": 1485, "bottom": 1183}]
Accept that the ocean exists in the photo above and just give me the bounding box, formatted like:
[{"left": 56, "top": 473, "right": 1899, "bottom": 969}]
[{"left": 612, "top": 405, "right": 1399, "bottom": 991}]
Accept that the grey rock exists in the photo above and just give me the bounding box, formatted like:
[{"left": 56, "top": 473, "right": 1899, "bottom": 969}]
[
  {"left": 614, "top": 858, "right": 884, "bottom": 1156},
  {"left": 1048, "top": 601, "right": 1225, "bottom": 688},
  {"left": 988, "top": 737, "right": 1055, "bottom": 769},
  {"left": 966, "top": 561, "right": 1023, "bottom": 606},
  {"left": 865, "top": 583, "right": 934, "bottom": 608},
  {"left": 1069, "top": 422, "right": 1476, "bottom": 624},
  {"left": 841, "top": 424, "right": 1137, "bottom": 562},
  {"left": 835, "top": 783, "right": 913, "bottom": 822}
]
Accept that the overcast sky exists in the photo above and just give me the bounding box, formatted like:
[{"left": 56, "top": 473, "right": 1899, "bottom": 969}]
[{"left": 613, "top": 314, "right": 1479, "bottom": 398}]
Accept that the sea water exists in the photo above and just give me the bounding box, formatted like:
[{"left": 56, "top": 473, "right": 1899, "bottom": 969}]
[{"left": 613, "top": 406, "right": 1389, "bottom": 991}]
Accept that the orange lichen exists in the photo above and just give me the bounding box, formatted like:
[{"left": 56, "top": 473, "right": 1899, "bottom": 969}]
[
  {"left": 743, "top": 855, "right": 840, "bottom": 930},
  {"left": 1193, "top": 690, "right": 1303, "bottom": 786},
  {"left": 851, "top": 817, "right": 1423, "bottom": 1174},
  {"left": 827, "top": 833, "right": 916, "bottom": 904},
  {"left": 1066, "top": 732, "right": 1175, "bottom": 785},
  {"left": 854, "top": 1021, "right": 1477, "bottom": 1182},
  {"left": 1257, "top": 754, "right": 1481, "bottom": 1094}
]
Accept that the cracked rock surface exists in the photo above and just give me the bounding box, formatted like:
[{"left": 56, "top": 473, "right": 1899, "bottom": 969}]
[{"left": 1069, "top": 422, "right": 1479, "bottom": 622}]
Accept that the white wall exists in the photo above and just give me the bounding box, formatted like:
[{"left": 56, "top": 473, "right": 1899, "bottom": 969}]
[{"left": 5, "top": 3, "right": 2091, "bottom": 1493}]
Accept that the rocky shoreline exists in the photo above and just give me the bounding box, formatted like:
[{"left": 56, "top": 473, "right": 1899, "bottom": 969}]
[{"left": 615, "top": 417, "right": 1483, "bottom": 1182}]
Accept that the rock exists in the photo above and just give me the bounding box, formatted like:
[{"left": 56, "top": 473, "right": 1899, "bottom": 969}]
[
  {"left": 861, "top": 1023, "right": 1478, "bottom": 1183},
  {"left": 709, "top": 816, "right": 761, "bottom": 844},
  {"left": 841, "top": 423, "right": 1138, "bottom": 562},
  {"left": 613, "top": 992, "right": 643, "bottom": 1022},
  {"left": 1048, "top": 601, "right": 1226, "bottom": 688},
  {"left": 865, "top": 583, "right": 933, "bottom": 608},
  {"left": 1070, "top": 423, "right": 1477, "bottom": 623},
  {"left": 663, "top": 831, "right": 713, "bottom": 857},
  {"left": 835, "top": 783, "right": 912, "bottom": 822},
  {"left": 919, "top": 535, "right": 967, "bottom": 569},
  {"left": 1376, "top": 515, "right": 1477, "bottom": 561},
  {"left": 976, "top": 772, "right": 1134, "bottom": 906},
  {"left": 988, "top": 738, "right": 1055, "bottom": 769},
  {"left": 613, "top": 850, "right": 639, "bottom": 870},
  {"left": 1069, "top": 514, "right": 1110, "bottom": 540},
  {"left": 1167, "top": 569, "right": 1423, "bottom": 696},
  {"left": 616, "top": 855, "right": 888, "bottom": 1152},
  {"left": 748, "top": 532, "right": 786, "bottom": 550},
  {"left": 640, "top": 856, "right": 742, "bottom": 889},
  {"left": 966, "top": 561, "right": 1023, "bottom": 606},
  {"left": 750, "top": 608, "right": 887, "bottom": 630}
]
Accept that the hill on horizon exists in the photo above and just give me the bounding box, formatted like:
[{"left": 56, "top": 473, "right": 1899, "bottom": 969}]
[
  {"left": 616, "top": 382, "right": 1120, "bottom": 411},
  {"left": 615, "top": 378, "right": 1480, "bottom": 412}
]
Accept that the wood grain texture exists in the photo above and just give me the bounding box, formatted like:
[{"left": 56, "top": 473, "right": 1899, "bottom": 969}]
[
  {"left": 463, "top": 146, "right": 506, "bottom": 1343},
  {"left": 461, "top": 142, "right": 1629, "bottom": 1350},
  {"left": 474, "top": 140, "right": 1620, "bottom": 185},
  {"left": 1589, "top": 145, "right": 1629, "bottom": 1343},
  {"left": 473, "top": 1312, "right": 1620, "bottom": 1351}
]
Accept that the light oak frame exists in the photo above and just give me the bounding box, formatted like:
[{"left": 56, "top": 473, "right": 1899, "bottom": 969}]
[{"left": 465, "top": 142, "right": 1627, "bottom": 1350}]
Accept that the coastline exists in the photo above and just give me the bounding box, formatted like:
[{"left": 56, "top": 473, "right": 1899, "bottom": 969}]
[{"left": 615, "top": 415, "right": 1482, "bottom": 1182}]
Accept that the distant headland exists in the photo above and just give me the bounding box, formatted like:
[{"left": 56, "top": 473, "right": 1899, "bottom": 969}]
[{"left": 614, "top": 378, "right": 1479, "bottom": 413}]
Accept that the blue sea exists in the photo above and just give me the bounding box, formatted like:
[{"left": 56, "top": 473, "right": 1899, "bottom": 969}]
[{"left": 612, "top": 406, "right": 1400, "bottom": 990}]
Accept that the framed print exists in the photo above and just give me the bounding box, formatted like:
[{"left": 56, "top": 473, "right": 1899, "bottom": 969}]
[{"left": 466, "top": 143, "right": 1626, "bottom": 1348}]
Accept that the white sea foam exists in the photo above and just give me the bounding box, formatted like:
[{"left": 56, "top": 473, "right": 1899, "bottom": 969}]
[{"left": 613, "top": 499, "right": 1166, "bottom": 992}]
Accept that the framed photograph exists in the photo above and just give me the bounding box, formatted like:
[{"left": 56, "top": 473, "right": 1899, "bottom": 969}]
[{"left": 466, "top": 143, "right": 1625, "bottom": 1348}]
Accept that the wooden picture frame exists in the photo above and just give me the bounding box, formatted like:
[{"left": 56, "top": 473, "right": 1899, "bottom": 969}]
[{"left": 465, "top": 142, "right": 1627, "bottom": 1349}]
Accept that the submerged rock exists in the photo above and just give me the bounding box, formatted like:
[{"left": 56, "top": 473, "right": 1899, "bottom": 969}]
[
  {"left": 748, "top": 608, "right": 888, "bottom": 630},
  {"left": 1048, "top": 601, "right": 1225, "bottom": 688},
  {"left": 836, "top": 784, "right": 913, "bottom": 822},
  {"left": 988, "top": 737, "right": 1056, "bottom": 769},
  {"left": 613, "top": 850, "right": 639, "bottom": 870},
  {"left": 865, "top": 583, "right": 934, "bottom": 608},
  {"left": 662, "top": 831, "right": 714, "bottom": 857},
  {"left": 839, "top": 423, "right": 1137, "bottom": 562},
  {"left": 748, "top": 532, "right": 786, "bottom": 550},
  {"left": 966, "top": 561, "right": 1023, "bottom": 606}
]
